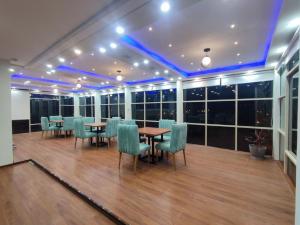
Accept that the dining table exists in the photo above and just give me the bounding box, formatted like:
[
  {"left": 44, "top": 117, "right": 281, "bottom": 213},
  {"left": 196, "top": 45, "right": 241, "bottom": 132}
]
[
  {"left": 50, "top": 120, "right": 64, "bottom": 136},
  {"left": 84, "top": 122, "right": 106, "bottom": 147},
  {"left": 138, "top": 127, "right": 170, "bottom": 163}
]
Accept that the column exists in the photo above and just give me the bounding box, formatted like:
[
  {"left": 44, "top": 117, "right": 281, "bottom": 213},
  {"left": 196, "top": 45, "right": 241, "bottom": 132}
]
[
  {"left": 272, "top": 70, "right": 280, "bottom": 160},
  {"left": 0, "top": 60, "right": 13, "bottom": 166},
  {"left": 176, "top": 80, "right": 183, "bottom": 123},
  {"left": 94, "top": 93, "right": 101, "bottom": 121},
  {"left": 125, "top": 87, "right": 132, "bottom": 120},
  {"left": 74, "top": 94, "right": 80, "bottom": 117}
]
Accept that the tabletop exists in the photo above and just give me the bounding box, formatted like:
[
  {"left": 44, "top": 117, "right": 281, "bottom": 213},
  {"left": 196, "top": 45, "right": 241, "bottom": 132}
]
[
  {"left": 138, "top": 127, "right": 170, "bottom": 137},
  {"left": 84, "top": 122, "right": 106, "bottom": 128}
]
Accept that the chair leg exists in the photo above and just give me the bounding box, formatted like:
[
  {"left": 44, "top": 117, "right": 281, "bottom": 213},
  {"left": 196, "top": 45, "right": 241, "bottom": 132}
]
[
  {"left": 41, "top": 131, "right": 44, "bottom": 138},
  {"left": 107, "top": 138, "right": 110, "bottom": 148},
  {"left": 74, "top": 137, "right": 77, "bottom": 149},
  {"left": 119, "top": 152, "right": 122, "bottom": 170},
  {"left": 183, "top": 149, "right": 187, "bottom": 166},
  {"left": 81, "top": 138, "right": 84, "bottom": 148},
  {"left": 172, "top": 153, "right": 176, "bottom": 171},
  {"left": 134, "top": 155, "right": 138, "bottom": 173},
  {"left": 156, "top": 149, "right": 159, "bottom": 162}
]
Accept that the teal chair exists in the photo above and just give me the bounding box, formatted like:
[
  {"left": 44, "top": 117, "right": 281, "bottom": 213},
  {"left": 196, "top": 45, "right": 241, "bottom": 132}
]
[
  {"left": 153, "top": 119, "right": 176, "bottom": 142},
  {"left": 117, "top": 124, "right": 150, "bottom": 172},
  {"left": 40, "top": 117, "right": 60, "bottom": 137},
  {"left": 155, "top": 123, "right": 187, "bottom": 170},
  {"left": 120, "top": 119, "right": 136, "bottom": 125},
  {"left": 99, "top": 118, "right": 120, "bottom": 147},
  {"left": 112, "top": 117, "right": 121, "bottom": 119},
  {"left": 82, "top": 117, "right": 95, "bottom": 131},
  {"left": 74, "top": 119, "right": 98, "bottom": 148},
  {"left": 61, "top": 117, "right": 74, "bottom": 138},
  {"left": 49, "top": 115, "right": 62, "bottom": 126}
]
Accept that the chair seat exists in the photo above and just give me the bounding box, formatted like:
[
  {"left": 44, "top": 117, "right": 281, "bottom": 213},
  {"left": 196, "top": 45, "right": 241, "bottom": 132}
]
[
  {"left": 155, "top": 141, "right": 172, "bottom": 152},
  {"left": 139, "top": 143, "right": 150, "bottom": 153},
  {"left": 153, "top": 135, "right": 171, "bottom": 142},
  {"left": 83, "top": 131, "right": 98, "bottom": 138},
  {"left": 99, "top": 132, "right": 115, "bottom": 138}
]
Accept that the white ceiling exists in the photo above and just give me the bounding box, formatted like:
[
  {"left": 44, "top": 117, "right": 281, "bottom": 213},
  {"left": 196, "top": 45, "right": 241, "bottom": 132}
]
[{"left": 4, "top": 0, "right": 300, "bottom": 93}]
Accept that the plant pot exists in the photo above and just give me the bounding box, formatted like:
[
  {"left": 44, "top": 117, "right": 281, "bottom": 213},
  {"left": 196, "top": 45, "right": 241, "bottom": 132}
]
[{"left": 249, "top": 144, "right": 267, "bottom": 160}]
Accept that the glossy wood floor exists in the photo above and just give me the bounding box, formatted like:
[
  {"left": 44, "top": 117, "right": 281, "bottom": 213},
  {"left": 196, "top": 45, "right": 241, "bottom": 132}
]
[{"left": 11, "top": 132, "right": 295, "bottom": 225}]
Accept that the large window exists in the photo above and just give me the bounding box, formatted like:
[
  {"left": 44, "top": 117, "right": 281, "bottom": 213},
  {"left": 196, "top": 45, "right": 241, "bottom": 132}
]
[
  {"left": 79, "top": 96, "right": 95, "bottom": 117},
  {"left": 100, "top": 93, "right": 125, "bottom": 121},
  {"left": 60, "top": 96, "right": 74, "bottom": 117}
]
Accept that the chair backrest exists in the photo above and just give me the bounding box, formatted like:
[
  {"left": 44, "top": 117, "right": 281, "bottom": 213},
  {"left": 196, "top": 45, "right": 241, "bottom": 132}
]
[
  {"left": 112, "top": 117, "right": 121, "bottom": 120},
  {"left": 159, "top": 119, "right": 176, "bottom": 136},
  {"left": 120, "top": 119, "right": 136, "bottom": 125},
  {"left": 41, "top": 117, "right": 49, "bottom": 131},
  {"left": 74, "top": 119, "right": 85, "bottom": 138},
  {"left": 105, "top": 118, "right": 120, "bottom": 137},
  {"left": 117, "top": 124, "right": 140, "bottom": 155},
  {"left": 49, "top": 115, "right": 62, "bottom": 121},
  {"left": 63, "top": 117, "right": 74, "bottom": 130},
  {"left": 83, "top": 117, "right": 94, "bottom": 124},
  {"left": 169, "top": 123, "right": 187, "bottom": 152}
]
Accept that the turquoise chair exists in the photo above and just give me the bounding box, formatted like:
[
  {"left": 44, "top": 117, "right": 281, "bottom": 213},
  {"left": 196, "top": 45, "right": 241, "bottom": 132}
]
[
  {"left": 99, "top": 118, "right": 120, "bottom": 147},
  {"left": 82, "top": 117, "right": 95, "bottom": 131},
  {"left": 153, "top": 119, "right": 176, "bottom": 142},
  {"left": 61, "top": 117, "right": 74, "bottom": 138},
  {"left": 155, "top": 123, "right": 188, "bottom": 170},
  {"left": 49, "top": 115, "right": 62, "bottom": 126},
  {"left": 40, "top": 117, "right": 60, "bottom": 137},
  {"left": 112, "top": 117, "right": 121, "bottom": 120},
  {"left": 117, "top": 124, "right": 150, "bottom": 172},
  {"left": 74, "top": 119, "right": 98, "bottom": 148},
  {"left": 120, "top": 119, "right": 136, "bottom": 125}
]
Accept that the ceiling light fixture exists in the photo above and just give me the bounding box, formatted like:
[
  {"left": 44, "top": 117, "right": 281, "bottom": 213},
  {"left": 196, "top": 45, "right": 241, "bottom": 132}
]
[
  {"left": 116, "top": 70, "right": 123, "bottom": 81},
  {"left": 58, "top": 57, "right": 65, "bottom": 63},
  {"left": 288, "top": 18, "right": 300, "bottom": 28},
  {"left": 160, "top": 1, "right": 170, "bottom": 13},
  {"left": 168, "top": 43, "right": 172, "bottom": 48},
  {"left": 234, "top": 41, "right": 238, "bottom": 45},
  {"left": 133, "top": 62, "right": 139, "bottom": 67},
  {"left": 115, "top": 26, "right": 125, "bottom": 34},
  {"left": 110, "top": 42, "right": 117, "bottom": 49},
  {"left": 237, "top": 53, "right": 240, "bottom": 56},
  {"left": 201, "top": 48, "right": 212, "bottom": 68},
  {"left": 99, "top": 47, "right": 106, "bottom": 53},
  {"left": 46, "top": 64, "right": 53, "bottom": 68},
  {"left": 148, "top": 27, "right": 153, "bottom": 31},
  {"left": 230, "top": 24, "right": 236, "bottom": 29},
  {"left": 73, "top": 48, "right": 82, "bottom": 55},
  {"left": 76, "top": 83, "right": 82, "bottom": 89},
  {"left": 24, "top": 80, "right": 31, "bottom": 85},
  {"left": 8, "top": 68, "right": 15, "bottom": 72},
  {"left": 155, "top": 71, "right": 160, "bottom": 75},
  {"left": 143, "top": 59, "right": 149, "bottom": 65},
  {"left": 83, "top": 76, "right": 87, "bottom": 80},
  {"left": 181, "top": 54, "right": 185, "bottom": 58},
  {"left": 164, "top": 70, "right": 169, "bottom": 74},
  {"left": 53, "top": 89, "right": 58, "bottom": 94}
]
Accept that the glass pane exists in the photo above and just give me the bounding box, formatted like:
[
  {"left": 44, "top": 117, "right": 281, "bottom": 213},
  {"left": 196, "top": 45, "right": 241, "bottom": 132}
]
[
  {"left": 30, "top": 99, "right": 41, "bottom": 124},
  {"left": 101, "top": 95, "right": 108, "bottom": 104},
  {"left": 280, "top": 99, "right": 285, "bottom": 130},
  {"left": 79, "top": 97, "right": 85, "bottom": 105},
  {"left": 101, "top": 105, "right": 108, "bottom": 118},
  {"left": 132, "top": 104, "right": 144, "bottom": 120},
  {"left": 146, "top": 90, "right": 161, "bottom": 102},
  {"left": 146, "top": 121, "right": 159, "bottom": 128},
  {"left": 119, "top": 104, "right": 125, "bottom": 119},
  {"left": 238, "top": 100, "right": 272, "bottom": 127},
  {"left": 207, "top": 101, "right": 235, "bottom": 125},
  {"left": 145, "top": 103, "right": 160, "bottom": 121},
  {"left": 279, "top": 134, "right": 285, "bottom": 162},
  {"left": 287, "top": 51, "right": 299, "bottom": 71},
  {"left": 48, "top": 100, "right": 59, "bottom": 116},
  {"left": 109, "top": 94, "right": 118, "bottom": 104},
  {"left": 109, "top": 105, "right": 118, "bottom": 117},
  {"left": 132, "top": 91, "right": 144, "bottom": 103},
  {"left": 289, "top": 77, "right": 298, "bottom": 155},
  {"left": 237, "top": 128, "right": 273, "bottom": 155},
  {"left": 136, "top": 121, "right": 144, "bottom": 128},
  {"left": 280, "top": 74, "right": 285, "bottom": 96},
  {"left": 162, "top": 103, "right": 176, "bottom": 120},
  {"left": 207, "top": 126, "right": 235, "bottom": 150},
  {"left": 60, "top": 96, "right": 74, "bottom": 105},
  {"left": 79, "top": 106, "right": 85, "bottom": 116},
  {"left": 184, "top": 102, "right": 205, "bottom": 123},
  {"left": 119, "top": 93, "right": 125, "bottom": 104},
  {"left": 61, "top": 106, "right": 74, "bottom": 117},
  {"left": 86, "top": 106, "right": 92, "bottom": 117},
  {"left": 162, "top": 88, "right": 176, "bottom": 102},
  {"left": 238, "top": 81, "right": 273, "bottom": 99},
  {"left": 183, "top": 87, "right": 205, "bottom": 101},
  {"left": 31, "top": 94, "right": 59, "bottom": 99},
  {"left": 86, "top": 97, "right": 92, "bottom": 105},
  {"left": 187, "top": 125, "right": 205, "bottom": 145},
  {"left": 207, "top": 85, "right": 235, "bottom": 100}
]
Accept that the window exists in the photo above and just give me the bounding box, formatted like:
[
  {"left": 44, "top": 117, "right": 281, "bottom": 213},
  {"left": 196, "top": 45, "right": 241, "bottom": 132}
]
[
  {"left": 207, "top": 102, "right": 235, "bottom": 125},
  {"left": 238, "top": 81, "right": 272, "bottom": 99},
  {"left": 289, "top": 77, "right": 298, "bottom": 155},
  {"left": 184, "top": 102, "right": 205, "bottom": 123},
  {"left": 132, "top": 91, "right": 144, "bottom": 103},
  {"left": 162, "top": 103, "right": 176, "bottom": 120},
  {"left": 207, "top": 126, "right": 235, "bottom": 150},
  {"left": 162, "top": 88, "right": 176, "bottom": 101},
  {"left": 183, "top": 87, "right": 205, "bottom": 101},
  {"left": 146, "top": 90, "right": 160, "bottom": 102},
  {"left": 207, "top": 85, "right": 235, "bottom": 100},
  {"left": 146, "top": 103, "right": 160, "bottom": 121},
  {"left": 132, "top": 104, "right": 144, "bottom": 120},
  {"left": 60, "top": 96, "right": 74, "bottom": 117},
  {"left": 101, "top": 93, "right": 125, "bottom": 119},
  {"left": 79, "top": 96, "right": 94, "bottom": 117},
  {"left": 187, "top": 125, "right": 205, "bottom": 145}
]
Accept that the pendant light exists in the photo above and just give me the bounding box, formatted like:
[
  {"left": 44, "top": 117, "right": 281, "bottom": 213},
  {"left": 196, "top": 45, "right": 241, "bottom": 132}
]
[{"left": 201, "top": 48, "right": 212, "bottom": 68}]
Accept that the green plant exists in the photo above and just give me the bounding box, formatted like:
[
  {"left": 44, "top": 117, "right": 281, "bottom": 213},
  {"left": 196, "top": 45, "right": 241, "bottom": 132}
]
[{"left": 245, "top": 129, "right": 266, "bottom": 146}]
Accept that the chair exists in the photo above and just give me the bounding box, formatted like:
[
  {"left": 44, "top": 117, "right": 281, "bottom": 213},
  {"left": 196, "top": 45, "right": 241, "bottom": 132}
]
[
  {"left": 74, "top": 119, "right": 98, "bottom": 148},
  {"left": 117, "top": 124, "right": 150, "bottom": 172},
  {"left": 112, "top": 117, "right": 121, "bottom": 120},
  {"left": 153, "top": 119, "right": 176, "bottom": 142},
  {"left": 99, "top": 118, "right": 120, "bottom": 147},
  {"left": 155, "top": 123, "right": 187, "bottom": 170},
  {"left": 82, "top": 117, "right": 95, "bottom": 131},
  {"left": 120, "top": 119, "right": 136, "bottom": 125},
  {"left": 40, "top": 117, "right": 60, "bottom": 137},
  {"left": 61, "top": 117, "right": 74, "bottom": 138}
]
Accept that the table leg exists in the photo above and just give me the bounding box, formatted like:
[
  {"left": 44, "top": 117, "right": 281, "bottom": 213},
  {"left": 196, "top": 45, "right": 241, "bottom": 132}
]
[
  {"left": 90, "top": 126, "right": 93, "bottom": 145},
  {"left": 96, "top": 127, "right": 99, "bottom": 147},
  {"left": 151, "top": 137, "right": 155, "bottom": 163}
]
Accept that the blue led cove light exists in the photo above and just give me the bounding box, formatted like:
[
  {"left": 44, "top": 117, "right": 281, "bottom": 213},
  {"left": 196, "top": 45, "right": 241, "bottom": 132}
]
[{"left": 125, "top": 77, "right": 166, "bottom": 85}]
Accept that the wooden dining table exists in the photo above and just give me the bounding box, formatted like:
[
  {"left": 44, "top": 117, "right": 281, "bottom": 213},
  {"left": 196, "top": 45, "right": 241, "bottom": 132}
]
[
  {"left": 50, "top": 120, "right": 64, "bottom": 127},
  {"left": 84, "top": 122, "right": 106, "bottom": 147},
  {"left": 138, "top": 127, "right": 170, "bottom": 163}
]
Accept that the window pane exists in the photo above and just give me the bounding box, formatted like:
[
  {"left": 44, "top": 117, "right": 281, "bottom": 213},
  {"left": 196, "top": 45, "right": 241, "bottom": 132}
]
[
  {"left": 132, "top": 91, "right": 144, "bottom": 103},
  {"left": 207, "top": 102, "right": 235, "bottom": 125},
  {"left": 162, "top": 88, "right": 176, "bottom": 102},
  {"left": 101, "top": 105, "right": 108, "bottom": 118},
  {"left": 86, "top": 106, "right": 92, "bottom": 117},
  {"left": 146, "top": 103, "right": 160, "bottom": 121},
  {"left": 238, "top": 100, "right": 272, "bottom": 127},
  {"left": 109, "top": 94, "right": 118, "bottom": 104},
  {"left": 237, "top": 128, "right": 273, "bottom": 155},
  {"left": 187, "top": 125, "right": 205, "bottom": 145},
  {"left": 79, "top": 106, "right": 85, "bottom": 116},
  {"left": 207, "top": 85, "right": 235, "bottom": 100},
  {"left": 101, "top": 95, "right": 108, "bottom": 104},
  {"left": 183, "top": 87, "right": 205, "bottom": 101},
  {"left": 162, "top": 103, "right": 176, "bottom": 120},
  {"left": 280, "top": 74, "right": 285, "bottom": 96},
  {"left": 136, "top": 121, "right": 144, "bottom": 128},
  {"left": 287, "top": 51, "right": 299, "bottom": 71},
  {"left": 184, "top": 102, "right": 205, "bottom": 123},
  {"left": 146, "top": 90, "right": 160, "bottom": 102},
  {"left": 207, "top": 126, "right": 235, "bottom": 150},
  {"left": 146, "top": 121, "right": 159, "bottom": 128},
  {"left": 132, "top": 104, "right": 144, "bottom": 120},
  {"left": 119, "top": 93, "right": 125, "bottom": 104},
  {"left": 60, "top": 96, "right": 74, "bottom": 105},
  {"left": 119, "top": 104, "right": 125, "bottom": 119},
  {"left": 79, "top": 97, "right": 85, "bottom": 105},
  {"left": 48, "top": 100, "right": 59, "bottom": 116},
  {"left": 280, "top": 99, "right": 285, "bottom": 129},
  {"left": 109, "top": 105, "right": 118, "bottom": 117},
  {"left": 290, "top": 77, "right": 298, "bottom": 155},
  {"left": 238, "top": 81, "right": 273, "bottom": 99},
  {"left": 61, "top": 106, "right": 74, "bottom": 117}
]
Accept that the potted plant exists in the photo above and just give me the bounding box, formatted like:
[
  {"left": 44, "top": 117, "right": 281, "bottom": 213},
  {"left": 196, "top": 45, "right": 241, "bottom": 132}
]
[{"left": 245, "top": 130, "right": 267, "bottom": 160}]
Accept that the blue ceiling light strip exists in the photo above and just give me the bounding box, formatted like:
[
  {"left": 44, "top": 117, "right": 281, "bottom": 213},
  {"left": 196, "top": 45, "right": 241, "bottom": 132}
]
[
  {"left": 56, "top": 65, "right": 116, "bottom": 81},
  {"left": 121, "top": 35, "right": 188, "bottom": 77},
  {"left": 125, "top": 77, "right": 166, "bottom": 85},
  {"left": 11, "top": 74, "right": 74, "bottom": 86},
  {"left": 11, "top": 83, "right": 72, "bottom": 93},
  {"left": 82, "top": 85, "right": 114, "bottom": 90}
]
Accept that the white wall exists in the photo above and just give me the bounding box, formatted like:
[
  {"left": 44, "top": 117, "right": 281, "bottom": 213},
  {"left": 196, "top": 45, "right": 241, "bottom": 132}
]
[{"left": 11, "top": 90, "right": 30, "bottom": 120}]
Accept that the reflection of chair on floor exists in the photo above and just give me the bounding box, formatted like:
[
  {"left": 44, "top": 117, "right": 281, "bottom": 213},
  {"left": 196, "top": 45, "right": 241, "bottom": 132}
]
[
  {"left": 41, "top": 117, "right": 60, "bottom": 137},
  {"left": 117, "top": 124, "right": 150, "bottom": 172},
  {"left": 74, "top": 119, "right": 97, "bottom": 148}
]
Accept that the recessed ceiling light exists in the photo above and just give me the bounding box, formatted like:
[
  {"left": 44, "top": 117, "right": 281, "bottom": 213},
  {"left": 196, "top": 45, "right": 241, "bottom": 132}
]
[
  {"left": 238, "top": 61, "right": 242, "bottom": 64},
  {"left": 51, "top": 69, "right": 56, "bottom": 73},
  {"left": 270, "top": 62, "right": 278, "bottom": 67},
  {"left": 110, "top": 43, "right": 117, "bottom": 49},
  {"left": 99, "top": 47, "right": 106, "bottom": 53},
  {"left": 115, "top": 26, "right": 125, "bottom": 34},
  {"left": 288, "top": 18, "right": 300, "bottom": 28},
  {"left": 160, "top": 1, "right": 170, "bottom": 13},
  {"left": 114, "top": 61, "right": 118, "bottom": 65},
  {"left": 83, "top": 76, "right": 87, "bottom": 80},
  {"left": 148, "top": 26, "right": 153, "bottom": 31},
  {"left": 155, "top": 71, "right": 160, "bottom": 75},
  {"left": 46, "top": 71, "right": 51, "bottom": 75},
  {"left": 178, "top": 77, "right": 182, "bottom": 80},
  {"left": 170, "top": 78, "right": 174, "bottom": 81},
  {"left": 58, "top": 57, "right": 65, "bottom": 63},
  {"left": 190, "top": 62, "right": 194, "bottom": 65},
  {"left": 237, "top": 53, "right": 240, "bottom": 56},
  {"left": 246, "top": 70, "right": 254, "bottom": 75},
  {"left": 73, "top": 48, "right": 82, "bottom": 55},
  {"left": 181, "top": 54, "right": 185, "bottom": 58},
  {"left": 136, "top": 85, "right": 141, "bottom": 89},
  {"left": 276, "top": 46, "right": 288, "bottom": 54},
  {"left": 101, "top": 82, "right": 104, "bottom": 85},
  {"left": 234, "top": 41, "right": 238, "bottom": 45},
  {"left": 24, "top": 80, "right": 31, "bottom": 85},
  {"left": 106, "top": 81, "right": 109, "bottom": 84},
  {"left": 51, "top": 84, "right": 57, "bottom": 88},
  {"left": 78, "top": 77, "right": 82, "bottom": 81},
  {"left": 230, "top": 24, "right": 236, "bottom": 29},
  {"left": 218, "top": 74, "right": 224, "bottom": 78},
  {"left": 133, "top": 62, "right": 139, "bottom": 67},
  {"left": 46, "top": 64, "right": 53, "bottom": 68},
  {"left": 76, "top": 83, "right": 82, "bottom": 88},
  {"left": 116, "top": 75, "right": 123, "bottom": 81},
  {"left": 53, "top": 89, "right": 58, "bottom": 94},
  {"left": 164, "top": 70, "right": 169, "bottom": 74},
  {"left": 92, "top": 68, "right": 95, "bottom": 71},
  {"left": 70, "top": 62, "right": 73, "bottom": 65},
  {"left": 143, "top": 59, "right": 149, "bottom": 65},
  {"left": 90, "top": 52, "right": 94, "bottom": 56},
  {"left": 34, "top": 89, "right": 40, "bottom": 93},
  {"left": 168, "top": 43, "right": 172, "bottom": 48},
  {"left": 8, "top": 68, "right": 15, "bottom": 72}
]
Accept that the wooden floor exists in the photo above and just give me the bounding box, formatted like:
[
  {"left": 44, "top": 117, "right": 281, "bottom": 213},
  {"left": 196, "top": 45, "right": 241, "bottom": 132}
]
[{"left": 8, "top": 132, "right": 295, "bottom": 225}]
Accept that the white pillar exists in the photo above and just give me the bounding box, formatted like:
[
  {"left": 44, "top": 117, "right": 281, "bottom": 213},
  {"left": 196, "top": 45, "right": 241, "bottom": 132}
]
[
  {"left": 272, "top": 70, "right": 280, "bottom": 160},
  {"left": 125, "top": 87, "right": 132, "bottom": 119},
  {"left": 0, "top": 60, "right": 13, "bottom": 166},
  {"left": 176, "top": 80, "right": 183, "bottom": 123},
  {"left": 74, "top": 94, "right": 80, "bottom": 117},
  {"left": 94, "top": 93, "right": 101, "bottom": 121}
]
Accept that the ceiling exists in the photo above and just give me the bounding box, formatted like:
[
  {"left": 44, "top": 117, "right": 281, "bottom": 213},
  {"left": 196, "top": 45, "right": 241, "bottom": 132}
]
[{"left": 3, "top": 0, "right": 299, "bottom": 93}]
